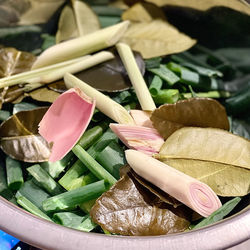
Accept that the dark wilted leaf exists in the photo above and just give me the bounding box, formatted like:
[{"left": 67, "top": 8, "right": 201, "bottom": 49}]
[
  {"left": 90, "top": 173, "right": 190, "bottom": 236},
  {"left": 0, "top": 107, "right": 51, "bottom": 162},
  {"left": 150, "top": 98, "right": 229, "bottom": 139},
  {"left": 230, "top": 118, "right": 250, "bottom": 140},
  {"left": 75, "top": 48, "right": 145, "bottom": 92},
  {"left": 47, "top": 80, "right": 67, "bottom": 93}
]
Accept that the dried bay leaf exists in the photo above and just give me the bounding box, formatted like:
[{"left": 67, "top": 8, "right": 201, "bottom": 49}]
[
  {"left": 28, "top": 87, "right": 60, "bottom": 103},
  {"left": 150, "top": 98, "right": 229, "bottom": 139},
  {"left": 160, "top": 158, "right": 250, "bottom": 196},
  {"left": 120, "top": 19, "right": 196, "bottom": 59},
  {"left": 90, "top": 173, "right": 190, "bottom": 236},
  {"left": 75, "top": 48, "right": 145, "bottom": 92},
  {"left": 0, "top": 107, "right": 51, "bottom": 162},
  {"left": 0, "top": 47, "right": 36, "bottom": 78},
  {"left": 56, "top": 0, "right": 100, "bottom": 43},
  {"left": 122, "top": 2, "right": 166, "bottom": 22},
  {"left": 158, "top": 127, "right": 250, "bottom": 169}
]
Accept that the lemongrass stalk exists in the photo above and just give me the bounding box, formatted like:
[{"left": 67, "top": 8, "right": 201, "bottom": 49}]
[
  {"left": 31, "top": 51, "right": 114, "bottom": 84},
  {"left": 116, "top": 43, "right": 156, "bottom": 111},
  {"left": 64, "top": 73, "right": 135, "bottom": 125},
  {"left": 0, "top": 55, "right": 89, "bottom": 88},
  {"left": 32, "top": 21, "right": 130, "bottom": 69}
]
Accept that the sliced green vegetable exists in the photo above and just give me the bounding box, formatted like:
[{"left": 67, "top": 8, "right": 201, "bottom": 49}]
[
  {"left": 43, "top": 180, "right": 108, "bottom": 212},
  {"left": 13, "top": 102, "right": 38, "bottom": 114},
  {"left": 41, "top": 152, "right": 74, "bottom": 179},
  {"left": 153, "top": 89, "right": 180, "bottom": 104},
  {"left": 6, "top": 157, "right": 23, "bottom": 191},
  {"left": 82, "top": 172, "right": 98, "bottom": 186},
  {"left": 16, "top": 180, "right": 50, "bottom": 211},
  {"left": 149, "top": 65, "right": 180, "bottom": 85},
  {"left": 77, "top": 214, "right": 97, "bottom": 232},
  {"left": 67, "top": 176, "right": 85, "bottom": 191},
  {"left": 145, "top": 57, "right": 162, "bottom": 69},
  {"left": 0, "top": 163, "right": 13, "bottom": 200},
  {"left": 80, "top": 199, "right": 97, "bottom": 214},
  {"left": 87, "top": 128, "right": 118, "bottom": 159},
  {"left": 149, "top": 75, "right": 163, "bottom": 97},
  {"left": 72, "top": 145, "right": 117, "bottom": 186},
  {"left": 27, "top": 164, "right": 63, "bottom": 196},
  {"left": 53, "top": 212, "right": 86, "bottom": 229},
  {"left": 59, "top": 160, "right": 88, "bottom": 191},
  {"left": 192, "top": 197, "right": 241, "bottom": 229},
  {"left": 96, "top": 140, "right": 126, "bottom": 179},
  {"left": 17, "top": 196, "right": 52, "bottom": 222}
]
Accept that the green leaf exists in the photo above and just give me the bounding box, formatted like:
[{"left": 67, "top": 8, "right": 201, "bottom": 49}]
[{"left": 193, "top": 197, "right": 241, "bottom": 229}]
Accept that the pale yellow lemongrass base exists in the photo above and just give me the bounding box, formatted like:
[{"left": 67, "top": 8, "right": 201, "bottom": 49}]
[
  {"left": 64, "top": 73, "right": 135, "bottom": 125},
  {"left": 116, "top": 42, "right": 156, "bottom": 111}
]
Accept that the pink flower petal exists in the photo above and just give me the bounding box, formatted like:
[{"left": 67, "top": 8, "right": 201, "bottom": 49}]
[{"left": 39, "top": 88, "right": 95, "bottom": 162}]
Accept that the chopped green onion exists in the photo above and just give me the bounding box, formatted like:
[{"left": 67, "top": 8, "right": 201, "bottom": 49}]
[
  {"left": 6, "top": 157, "right": 23, "bottom": 191},
  {"left": 27, "top": 164, "right": 63, "bottom": 196},
  {"left": 0, "top": 163, "right": 13, "bottom": 200},
  {"left": 0, "top": 110, "right": 10, "bottom": 121},
  {"left": 145, "top": 57, "right": 162, "bottom": 69},
  {"left": 80, "top": 199, "right": 97, "bottom": 214},
  {"left": 149, "top": 65, "right": 180, "bottom": 85},
  {"left": 43, "top": 180, "right": 108, "bottom": 212},
  {"left": 17, "top": 196, "right": 52, "bottom": 221},
  {"left": 77, "top": 214, "right": 97, "bottom": 232},
  {"left": 153, "top": 89, "right": 180, "bottom": 104},
  {"left": 72, "top": 145, "right": 117, "bottom": 186},
  {"left": 149, "top": 75, "right": 163, "bottom": 97}
]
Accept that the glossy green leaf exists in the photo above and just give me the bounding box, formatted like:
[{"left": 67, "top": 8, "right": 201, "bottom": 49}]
[
  {"left": 150, "top": 98, "right": 229, "bottom": 139},
  {"left": 0, "top": 107, "right": 51, "bottom": 162},
  {"left": 90, "top": 172, "right": 190, "bottom": 236}
]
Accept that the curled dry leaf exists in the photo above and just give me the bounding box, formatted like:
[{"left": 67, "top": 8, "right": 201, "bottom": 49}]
[
  {"left": 150, "top": 98, "right": 229, "bottom": 139},
  {"left": 156, "top": 127, "right": 250, "bottom": 196},
  {"left": 90, "top": 172, "right": 190, "bottom": 236},
  {"left": 75, "top": 48, "right": 145, "bottom": 92},
  {"left": 0, "top": 107, "right": 51, "bottom": 162},
  {"left": 56, "top": 0, "right": 100, "bottom": 43},
  {"left": 120, "top": 19, "right": 196, "bottom": 59}
]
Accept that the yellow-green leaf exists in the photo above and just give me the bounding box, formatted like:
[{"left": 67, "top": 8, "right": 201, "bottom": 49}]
[
  {"left": 120, "top": 19, "right": 196, "bottom": 58},
  {"left": 160, "top": 158, "right": 250, "bottom": 196},
  {"left": 158, "top": 127, "right": 250, "bottom": 170}
]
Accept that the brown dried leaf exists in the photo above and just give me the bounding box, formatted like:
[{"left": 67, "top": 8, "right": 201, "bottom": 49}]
[
  {"left": 28, "top": 87, "right": 60, "bottom": 103},
  {"left": 120, "top": 19, "right": 196, "bottom": 58},
  {"left": 90, "top": 173, "right": 190, "bottom": 236},
  {"left": 150, "top": 98, "right": 229, "bottom": 139},
  {"left": 0, "top": 107, "right": 51, "bottom": 162}
]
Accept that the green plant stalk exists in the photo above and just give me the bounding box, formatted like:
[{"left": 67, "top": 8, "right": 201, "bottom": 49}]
[
  {"left": 0, "top": 164, "right": 13, "bottom": 200},
  {"left": 183, "top": 91, "right": 231, "bottom": 99},
  {"left": 59, "top": 160, "right": 88, "bottom": 191},
  {"left": 27, "top": 164, "right": 63, "bottom": 196},
  {"left": 82, "top": 172, "right": 98, "bottom": 186},
  {"left": 153, "top": 89, "right": 180, "bottom": 104},
  {"left": 67, "top": 176, "right": 85, "bottom": 191},
  {"left": 77, "top": 214, "right": 97, "bottom": 232},
  {"left": 6, "top": 157, "right": 23, "bottom": 191},
  {"left": 43, "top": 180, "right": 108, "bottom": 212},
  {"left": 17, "top": 196, "right": 52, "bottom": 222},
  {"left": 72, "top": 145, "right": 117, "bottom": 186},
  {"left": 96, "top": 140, "right": 126, "bottom": 179},
  {"left": 79, "top": 199, "right": 97, "bottom": 214},
  {"left": 16, "top": 180, "right": 50, "bottom": 211},
  {"left": 193, "top": 197, "right": 241, "bottom": 229},
  {"left": 87, "top": 128, "right": 118, "bottom": 159},
  {"left": 149, "top": 75, "right": 163, "bottom": 97},
  {"left": 41, "top": 152, "right": 74, "bottom": 179},
  {"left": 53, "top": 212, "right": 86, "bottom": 229},
  {"left": 149, "top": 65, "right": 180, "bottom": 85}
]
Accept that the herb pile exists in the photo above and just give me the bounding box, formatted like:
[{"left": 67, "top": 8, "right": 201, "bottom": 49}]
[{"left": 0, "top": 0, "right": 249, "bottom": 236}]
